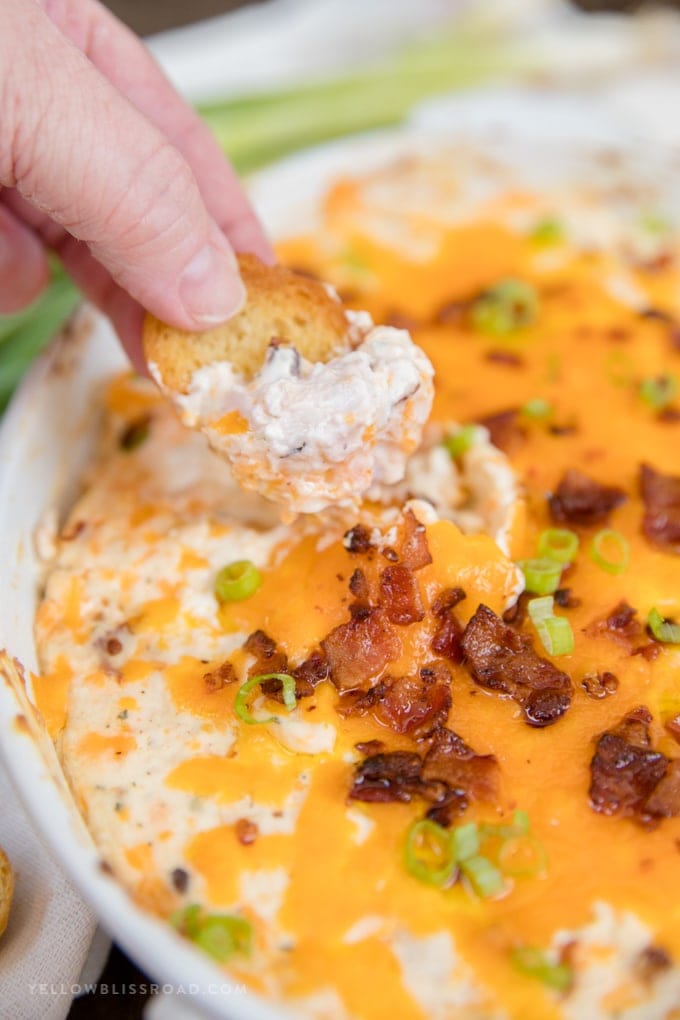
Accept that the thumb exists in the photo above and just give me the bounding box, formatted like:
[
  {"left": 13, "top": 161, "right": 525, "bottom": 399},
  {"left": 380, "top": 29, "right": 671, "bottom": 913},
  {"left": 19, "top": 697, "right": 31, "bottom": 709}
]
[{"left": 0, "top": 0, "right": 244, "bottom": 330}]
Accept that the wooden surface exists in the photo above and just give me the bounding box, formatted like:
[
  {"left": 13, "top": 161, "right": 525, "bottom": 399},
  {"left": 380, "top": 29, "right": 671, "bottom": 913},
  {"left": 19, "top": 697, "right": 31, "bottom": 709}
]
[{"left": 103, "top": 0, "right": 263, "bottom": 35}]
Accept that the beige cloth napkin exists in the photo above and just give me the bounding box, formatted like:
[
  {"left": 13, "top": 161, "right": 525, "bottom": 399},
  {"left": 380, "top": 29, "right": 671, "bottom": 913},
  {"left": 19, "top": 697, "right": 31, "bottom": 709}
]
[{"left": 0, "top": 765, "right": 109, "bottom": 1020}]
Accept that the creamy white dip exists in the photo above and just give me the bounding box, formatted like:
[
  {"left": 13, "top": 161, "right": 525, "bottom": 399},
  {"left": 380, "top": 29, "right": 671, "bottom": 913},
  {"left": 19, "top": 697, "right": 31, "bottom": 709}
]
[{"left": 150, "top": 313, "right": 434, "bottom": 515}]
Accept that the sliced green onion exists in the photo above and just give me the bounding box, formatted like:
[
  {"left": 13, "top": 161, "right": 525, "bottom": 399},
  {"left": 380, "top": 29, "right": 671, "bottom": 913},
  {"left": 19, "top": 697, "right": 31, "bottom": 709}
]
[
  {"left": 195, "top": 914, "right": 253, "bottom": 962},
  {"left": 498, "top": 833, "right": 548, "bottom": 878},
  {"left": 460, "top": 854, "right": 505, "bottom": 899},
  {"left": 589, "top": 529, "right": 630, "bottom": 576},
  {"left": 234, "top": 673, "right": 297, "bottom": 725},
  {"left": 518, "top": 558, "right": 563, "bottom": 596},
  {"left": 480, "top": 809, "right": 532, "bottom": 842},
  {"left": 512, "top": 809, "right": 531, "bottom": 836},
  {"left": 510, "top": 947, "right": 573, "bottom": 993},
  {"left": 528, "top": 597, "right": 574, "bottom": 655},
  {"left": 522, "top": 398, "right": 553, "bottom": 420},
  {"left": 537, "top": 528, "right": 579, "bottom": 565},
  {"left": 442, "top": 424, "right": 481, "bottom": 460},
  {"left": 530, "top": 217, "right": 564, "bottom": 246},
  {"left": 527, "top": 596, "right": 555, "bottom": 627},
  {"left": 535, "top": 615, "right": 574, "bottom": 656},
  {"left": 648, "top": 607, "right": 680, "bottom": 645},
  {"left": 639, "top": 374, "right": 678, "bottom": 411},
  {"left": 471, "top": 279, "right": 539, "bottom": 336},
  {"left": 404, "top": 819, "right": 458, "bottom": 888},
  {"left": 171, "top": 905, "right": 253, "bottom": 963},
  {"left": 640, "top": 210, "right": 670, "bottom": 236},
  {"left": 452, "top": 822, "right": 479, "bottom": 863},
  {"left": 170, "top": 903, "right": 203, "bottom": 939},
  {"left": 215, "top": 560, "right": 262, "bottom": 602}
]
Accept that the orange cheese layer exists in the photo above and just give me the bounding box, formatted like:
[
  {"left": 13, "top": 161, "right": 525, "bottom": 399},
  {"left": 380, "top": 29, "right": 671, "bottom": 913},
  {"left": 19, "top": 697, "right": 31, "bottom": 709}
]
[{"left": 34, "top": 200, "right": 680, "bottom": 1020}]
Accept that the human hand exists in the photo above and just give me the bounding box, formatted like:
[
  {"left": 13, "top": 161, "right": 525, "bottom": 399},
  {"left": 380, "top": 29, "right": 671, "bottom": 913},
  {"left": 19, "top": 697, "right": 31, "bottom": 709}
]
[{"left": 0, "top": 0, "right": 273, "bottom": 371}]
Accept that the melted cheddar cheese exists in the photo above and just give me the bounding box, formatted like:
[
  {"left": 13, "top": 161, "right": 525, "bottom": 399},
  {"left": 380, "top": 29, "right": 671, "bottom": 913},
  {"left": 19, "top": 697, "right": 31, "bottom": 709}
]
[{"left": 34, "top": 154, "right": 680, "bottom": 1020}]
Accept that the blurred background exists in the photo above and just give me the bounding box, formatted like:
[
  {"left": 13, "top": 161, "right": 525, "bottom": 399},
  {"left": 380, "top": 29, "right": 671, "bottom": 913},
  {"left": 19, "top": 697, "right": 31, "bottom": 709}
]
[
  {"left": 103, "top": 0, "right": 680, "bottom": 35},
  {"left": 105, "top": 0, "right": 259, "bottom": 34}
]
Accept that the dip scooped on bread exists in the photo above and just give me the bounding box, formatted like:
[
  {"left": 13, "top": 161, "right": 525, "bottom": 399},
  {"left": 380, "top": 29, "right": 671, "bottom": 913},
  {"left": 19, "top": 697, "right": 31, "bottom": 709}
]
[{"left": 143, "top": 255, "right": 434, "bottom": 514}]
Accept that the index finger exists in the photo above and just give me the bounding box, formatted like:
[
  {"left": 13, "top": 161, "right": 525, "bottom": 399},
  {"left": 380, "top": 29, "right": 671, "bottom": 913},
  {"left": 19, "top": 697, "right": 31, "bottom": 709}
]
[{"left": 41, "top": 0, "right": 275, "bottom": 263}]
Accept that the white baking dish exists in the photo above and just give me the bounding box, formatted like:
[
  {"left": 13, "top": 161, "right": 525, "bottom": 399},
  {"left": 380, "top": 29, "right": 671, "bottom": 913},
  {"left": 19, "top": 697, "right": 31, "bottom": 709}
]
[{"left": 0, "top": 89, "right": 676, "bottom": 1020}]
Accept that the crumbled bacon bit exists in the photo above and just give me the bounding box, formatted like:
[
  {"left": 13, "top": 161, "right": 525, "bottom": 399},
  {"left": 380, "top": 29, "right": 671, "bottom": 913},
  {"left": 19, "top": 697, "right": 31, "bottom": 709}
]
[
  {"left": 170, "top": 867, "right": 189, "bottom": 893},
  {"left": 461, "top": 604, "right": 573, "bottom": 727},
  {"left": 632, "top": 642, "right": 662, "bottom": 661},
  {"left": 607, "top": 326, "right": 630, "bottom": 342},
  {"left": 524, "top": 689, "right": 573, "bottom": 728},
  {"left": 349, "top": 724, "right": 497, "bottom": 817},
  {"left": 549, "top": 469, "right": 627, "bottom": 526},
  {"left": 374, "top": 664, "right": 452, "bottom": 738},
  {"left": 292, "top": 651, "right": 329, "bottom": 697},
  {"left": 640, "top": 462, "right": 680, "bottom": 551},
  {"left": 355, "top": 739, "right": 385, "bottom": 755},
  {"left": 640, "top": 307, "right": 675, "bottom": 325},
  {"left": 421, "top": 727, "right": 498, "bottom": 804},
  {"left": 234, "top": 818, "right": 259, "bottom": 846},
  {"left": 589, "top": 707, "right": 675, "bottom": 824},
  {"left": 244, "top": 629, "right": 288, "bottom": 677},
  {"left": 581, "top": 671, "right": 619, "bottom": 699},
  {"left": 349, "top": 568, "right": 370, "bottom": 599},
  {"left": 502, "top": 592, "right": 531, "bottom": 627},
  {"left": 336, "top": 682, "right": 388, "bottom": 718},
  {"left": 642, "top": 252, "right": 675, "bottom": 273},
  {"left": 548, "top": 422, "right": 578, "bottom": 437},
  {"left": 322, "top": 608, "right": 401, "bottom": 692},
  {"left": 426, "top": 792, "right": 468, "bottom": 828},
  {"left": 485, "top": 349, "right": 525, "bottom": 368},
  {"left": 634, "top": 945, "right": 672, "bottom": 983},
  {"left": 665, "top": 715, "right": 680, "bottom": 744},
  {"left": 606, "top": 602, "right": 638, "bottom": 631},
  {"left": 203, "top": 660, "right": 237, "bottom": 692},
  {"left": 644, "top": 760, "right": 680, "bottom": 818},
  {"left": 344, "top": 524, "right": 373, "bottom": 555},
  {"left": 431, "top": 588, "right": 466, "bottom": 618},
  {"left": 260, "top": 650, "right": 328, "bottom": 702},
  {"left": 349, "top": 751, "right": 425, "bottom": 803},
  {"left": 658, "top": 407, "right": 680, "bottom": 423},
  {"left": 478, "top": 408, "right": 525, "bottom": 454},
  {"left": 585, "top": 601, "right": 642, "bottom": 648},
  {"left": 349, "top": 602, "right": 372, "bottom": 620},
  {"left": 435, "top": 299, "right": 468, "bottom": 326},
  {"left": 381, "top": 547, "right": 399, "bottom": 563},
  {"left": 554, "top": 587, "right": 581, "bottom": 609},
  {"left": 399, "top": 510, "right": 432, "bottom": 571},
  {"left": 379, "top": 565, "right": 425, "bottom": 625},
  {"left": 431, "top": 614, "right": 464, "bottom": 664}
]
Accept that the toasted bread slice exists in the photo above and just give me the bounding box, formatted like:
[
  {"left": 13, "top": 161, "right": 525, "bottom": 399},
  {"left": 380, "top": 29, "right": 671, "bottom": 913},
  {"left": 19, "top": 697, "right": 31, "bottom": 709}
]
[
  {"left": 0, "top": 844, "right": 13, "bottom": 938},
  {"left": 143, "top": 254, "right": 349, "bottom": 392}
]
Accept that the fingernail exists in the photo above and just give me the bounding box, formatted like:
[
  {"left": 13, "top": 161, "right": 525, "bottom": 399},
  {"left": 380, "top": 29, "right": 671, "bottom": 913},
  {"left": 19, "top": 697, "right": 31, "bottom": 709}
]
[{"left": 179, "top": 242, "right": 245, "bottom": 326}]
